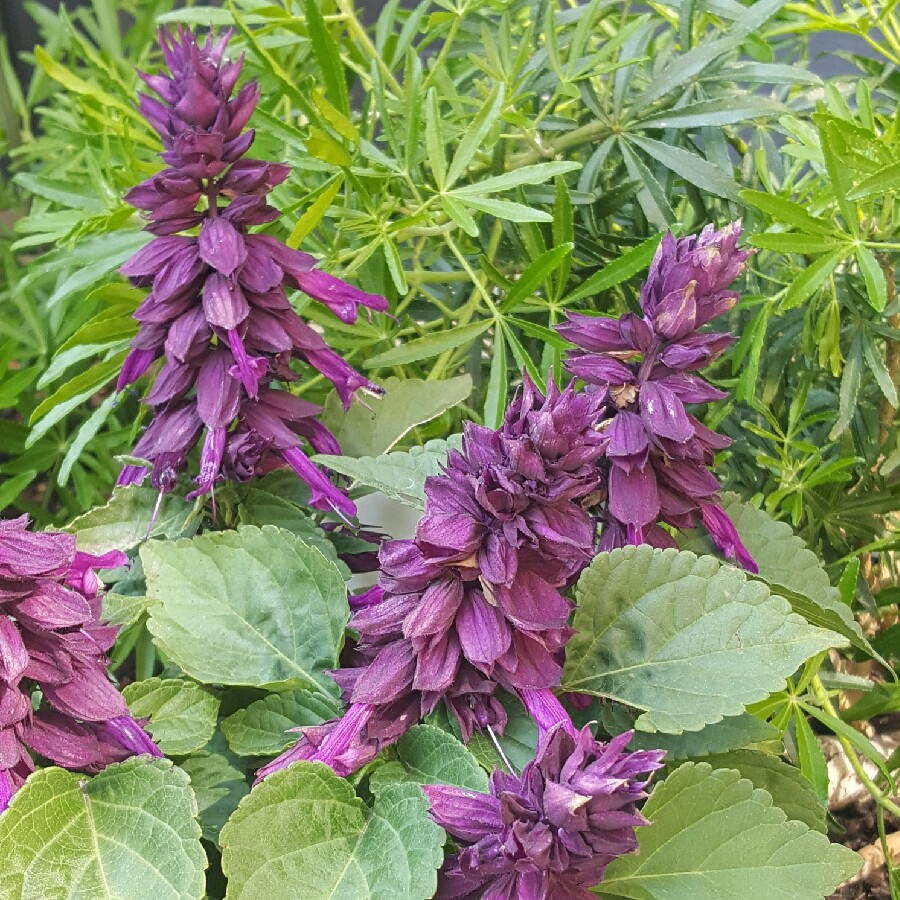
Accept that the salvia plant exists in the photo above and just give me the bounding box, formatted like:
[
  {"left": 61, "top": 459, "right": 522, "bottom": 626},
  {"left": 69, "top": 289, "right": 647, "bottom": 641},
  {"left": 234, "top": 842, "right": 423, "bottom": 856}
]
[{"left": 2, "top": 1, "right": 900, "bottom": 899}]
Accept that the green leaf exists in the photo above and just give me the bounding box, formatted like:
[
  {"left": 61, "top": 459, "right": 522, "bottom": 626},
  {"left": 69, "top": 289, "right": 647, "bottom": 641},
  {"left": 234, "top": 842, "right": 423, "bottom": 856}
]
[
  {"left": 679, "top": 494, "right": 877, "bottom": 660},
  {"left": 821, "top": 119, "right": 859, "bottom": 236},
  {"left": 598, "top": 763, "right": 859, "bottom": 899},
  {"left": 451, "top": 161, "right": 580, "bottom": 196},
  {"left": 424, "top": 89, "right": 446, "bottom": 190},
  {"left": 0, "top": 759, "right": 206, "bottom": 900},
  {"left": 566, "top": 233, "right": 662, "bottom": 303},
  {"left": 831, "top": 331, "right": 864, "bottom": 439},
  {"left": 502, "top": 244, "right": 572, "bottom": 308},
  {"left": 303, "top": 3, "right": 349, "bottom": 116},
  {"left": 314, "top": 436, "right": 462, "bottom": 510},
  {"left": 365, "top": 321, "right": 492, "bottom": 369},
  {"left": 143, "top": 526, "right": 348, "bottom": 692},
  {"left": 862, "top": 329, "right": 898, "bottom": 407},
  {"left": 483, "top": 329, "right": 508, "bottom": 430},
  {"left": 794, "top": 710, "right": 830, "bottom": 807},
  {"left": 320, "top": 375, "right": 471, "bottom": 457},
  {"left": 563, "top": 546, "right": 841, "bottom": 733},
  {"left": 628, "top": 134, "right": 741, "bottom": 200},
  {"left": 780, "top": 247, "right": 847, "bottom": 311},
  {"left": 370, "top": 725, "right": 489, "bottom": 793},
  {"left": 221, "top": 691, "right": 339, "bottom": 757},
  {"left": 637, "top": 96, "right": 787, "bottom": 129},
  {"left": 220, "top": 764, "right": 443, "bottom": 900},
  {"left": 65, "top": 485, "right": 195, "bottom": 555},
  {"left": 847, "top": 160, "right": 900, "bottom": 200},
  {"left": 856, "top": 246, "right": 888, "bottom": 312},
  {"left": 123, "top": 678, "right": 220, "bottom": 756},
  {"left": 178, "top": 753, "right": 249, "bottom": 844},
  {"left": 750, "top": 233, "right": 842, "bottom": 255},
  {"left": 58, "top": 393, "right": 118, "bottom": 486},
  {"left": 609, "top": 709, "right": 781, "bottom": 760},
  {"left": 286, "top": 176, "right": 343, "bottom": 249},
  {"left": 440, "top": 195, "right": 479, "bottom": 236},
  {"left": 740, "top": 191, "right": 835, "bottom": 235},
  {"left": 446, "top": 83, "right": 504, "bottom": 188},
  {"left": 453, "top": 195, "right": 552, "bottom": 223},
  {"left": 701, "top": 750, "right": 826, "bottom": 833}
]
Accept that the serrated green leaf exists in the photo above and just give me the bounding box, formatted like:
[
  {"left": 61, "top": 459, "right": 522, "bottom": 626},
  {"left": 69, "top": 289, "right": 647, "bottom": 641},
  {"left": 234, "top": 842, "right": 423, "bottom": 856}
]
[
  {"left": 221, "top": 691, "right": 339, "bottom": 757},
  {"left": 123, "top": 678, "right": 220, "bottom": 756},
  {"left": 65, "top": 484, "right": 195, "bottom": 555},
  {"left": 598, "top": 763, "right": 859, "bottom": 899},
  {"left": 220, "top": 764, "right": 443, "bottom": 900},
  {"left": 679, "top": 494, "right": 875, "bottom": 659},
  {"left": 847, "top": 160, "right": 900, "bottom": 200},
  {"left": 178, "top": 752, "right": 248, "bottom": 844},
  {"left": 370, "top": 725, "right": 489, "bottom": 793},
  {"left": 702, "top": 749, "right": 826, "bottom": 833},
  {"left": 446, "top": 83, "right": 504, "bottom": 188},
  {"left": 315, "top": 436, "right": 462, "bottom": 510},
  {"left": 563, "top": 546, "right": 841, "bottom": 733},
  {"left": 637, "top": 96, "right": 787, "bottom": 129},
  {"left": 453, "top": 195, "right": 552, "bottom": 222},
  {"left": 143, "top": 526, "right": 348, "bottom": 692},
  {"left": 0, "top": 759, "right": 206, "bottom": 900},
  {"left": 740, "top": 191, "right": 835, "bottom": 235}
]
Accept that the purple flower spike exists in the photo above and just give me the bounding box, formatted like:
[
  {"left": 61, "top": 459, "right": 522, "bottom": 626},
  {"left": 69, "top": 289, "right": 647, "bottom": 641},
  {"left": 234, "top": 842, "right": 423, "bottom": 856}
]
[
  {"left": 117, "top": 27, "right": 387, "bottom": 507},
  {"left": 256, "top": 375, "right": 607, "bottom": 784},
  {"left": 0, "top": 516, "right": 161, "bottom": 810},
  {"left": 558, "top": 221, "right": 756, "bottom": 570},
  {"left": 424, "top": 724, "right": 665, "bottom": 899}
]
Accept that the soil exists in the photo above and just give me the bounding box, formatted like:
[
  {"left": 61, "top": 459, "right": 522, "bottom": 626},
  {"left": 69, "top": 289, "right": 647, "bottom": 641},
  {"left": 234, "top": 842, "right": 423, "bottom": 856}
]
[{"left": 829, "top": 799, "right": 899, "bottom": 899}]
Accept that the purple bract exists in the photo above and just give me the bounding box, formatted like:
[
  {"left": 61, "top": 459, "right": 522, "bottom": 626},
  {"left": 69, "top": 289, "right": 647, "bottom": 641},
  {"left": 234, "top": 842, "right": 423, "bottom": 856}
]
[
  {"left": 424, "top": 723, "right": 664, "bottom": 899},
  {"left": 556, "top": 222, "right": 757, "bottom": 571},
  {"left": 0, "top": 516, "right": 161, "bottom": 812}
]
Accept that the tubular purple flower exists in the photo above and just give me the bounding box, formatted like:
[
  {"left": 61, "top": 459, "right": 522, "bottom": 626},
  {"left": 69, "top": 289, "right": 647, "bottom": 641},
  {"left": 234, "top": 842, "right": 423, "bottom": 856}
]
[
  {"left": 557, "top": 221, "right": 756, "bottom": 571},
  {"left": 424, "top": 724, "right": 665, "bottom": 899},
  {"left": 0, "top": 516, "right": 161, "bottom": 810},
  {"left": 116, "top": 26, "right": 388, "bottom": 507},
  {"left": 519, "top": 687, "right": 577, "bottom": 740}
]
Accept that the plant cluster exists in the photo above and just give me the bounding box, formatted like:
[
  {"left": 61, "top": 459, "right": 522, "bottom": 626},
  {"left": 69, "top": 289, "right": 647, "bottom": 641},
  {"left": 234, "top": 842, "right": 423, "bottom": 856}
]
[{"left": 0, "top": 1, "right": 899, "bottom": 899}]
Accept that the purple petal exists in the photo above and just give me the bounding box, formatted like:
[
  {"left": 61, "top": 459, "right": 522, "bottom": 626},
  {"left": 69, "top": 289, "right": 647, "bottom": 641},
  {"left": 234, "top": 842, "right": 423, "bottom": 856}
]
[
  {"left": 199, "top": 217, "right": 247, "bottom": 276},
  {"left": 639, "top": 381, "right": 693, "bottom": 443},
  {"left": 203, "top": 272, "right": 249, "bottom": 330}
]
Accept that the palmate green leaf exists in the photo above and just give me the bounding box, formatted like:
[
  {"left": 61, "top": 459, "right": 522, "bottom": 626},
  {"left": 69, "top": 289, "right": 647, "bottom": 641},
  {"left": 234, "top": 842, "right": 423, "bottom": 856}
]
[
  {"left": 780, "top": 246, "right": 848, "bottom": 311},
  {"left": 65, "top": 484, "right": 196, "bottom": 554},
  {"left": 620, "top": 140, "right": 675, "bottom": 229},
  {"left": 830, "top": 330, "right": 864, "bottom": 439},
  {"left": 440, "top": 194, "right": 479, "bottom": 236},
  {"left": 740, "top": 191, "right": 835, "bottom": 235},
  {"left": 566, "top": 233, "right": 662, "bottom": 303},
  {"left": 315, "top": 436, "right": 462, "bottom": 510},
  {"left": 452, "top": 161, "right": 581, "bottom": 197},
  {"left": 320, "top": 375, "right": 471, "bottom": 457},
  {"left": 501, "top": 243, "right": 573, "bottom": 309},
  {"left": 0, "top": 759, "right": 206, "bottom": 900},
  {"left": 370, "top": 725, "right": 489, "bottom": 793},
  {"left": 597, "top": 764, "right": 859, "bottom": 900},
  {"left": 847, "top": 160, "right": 900, "bottom": 200},
  {"left": 221, "top": 690, "right": 339, "bottom": 757},
  {"left": 679, "top": 493, "right": 877, "bottom": 660},
  {"left": 636, "top": 96, "right": 787, "bottom": 129},
  {"left": 484, "top": 328, "right": 508, "bottom": 430},
  {"left": 749, "top": 233, "right": 842, "bottom": 255},
  {"left": 143, "top": 526, "right": 348, "bottom": 692},
  {"left": 445, "top": 83, "right": 504, "bottom": 188},
  {"left": 220, "top": 764, "right": 443, "bottom": 900},
  {"left": 123, "top": 677, "right": 221, "bottom": 756},
  {"left": 563, "top": 546, "right": 841, "bottom": 734},
  {"left": 58, "top": 393, "right": 118, "bottom": 485},
  {"left": 700, "top": 750, "right": 826, "bottom": 833},
  {"left": 453, "top": 195, "right": 553, "bottom": 223},
  {"left": 365, "top": 321, "right": 492, "bottom": 369},
  {"left": 627, "top": 134, "right": 741, "bottom": 200}
]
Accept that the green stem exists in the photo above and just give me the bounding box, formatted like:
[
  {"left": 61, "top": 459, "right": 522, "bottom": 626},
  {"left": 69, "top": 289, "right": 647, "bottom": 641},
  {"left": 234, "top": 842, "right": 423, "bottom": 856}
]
[
  {"left": 135, "top": 624, "right": 156, "bottom": 682},
  {"left": 811, "top": 676, "right": 900, "bottom": 819},
  {"left": 334, "top": 0, "right": 403, "bottom": 96}
]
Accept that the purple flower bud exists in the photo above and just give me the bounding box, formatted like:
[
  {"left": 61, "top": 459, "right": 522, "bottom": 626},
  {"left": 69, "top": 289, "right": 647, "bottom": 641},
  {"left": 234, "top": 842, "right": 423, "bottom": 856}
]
[
  {"left": 424, "top": 724, "right": 664, "bottom": 898},
  {"left": 701, "top": 503, "right": 758, "bottom": 573}
]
